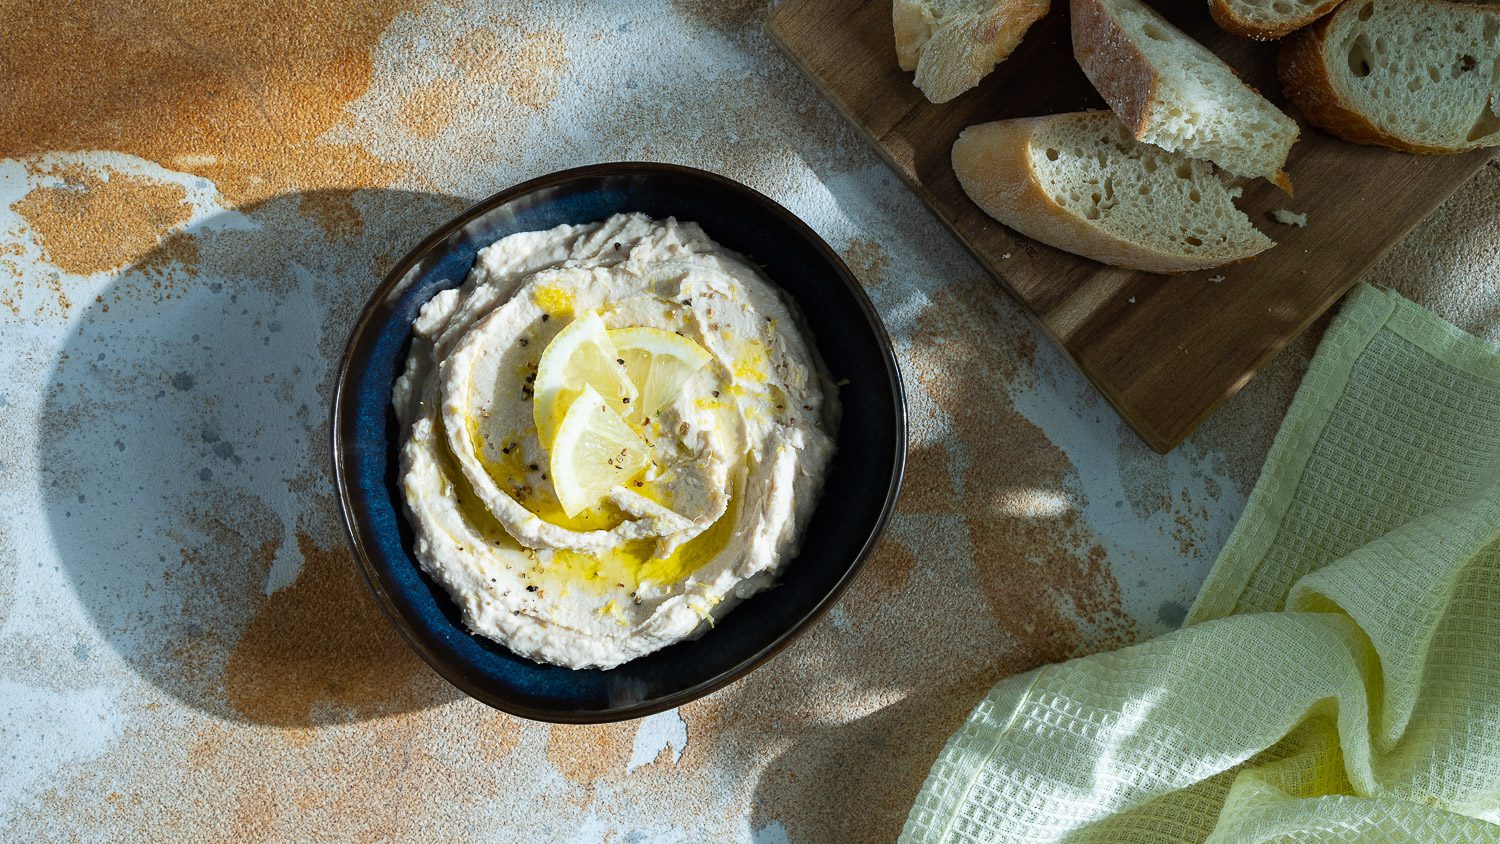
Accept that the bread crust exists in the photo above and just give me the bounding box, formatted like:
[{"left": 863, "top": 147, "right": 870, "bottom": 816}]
[
  {"left": 1072, "top": 0, "right": 1295, "bottom": 192},
  {"left": 1070, "top": 0, "right": 1157, "bottom": 138},
  {"left": 1278, "top": 3, "right": 1493, "bottom": 153},
  {"left": 951, "top": 114, "right": 1270, "bottom": 273},
  {"left": 1208, "top": 0, "right": 1348, "bottom": 41}
]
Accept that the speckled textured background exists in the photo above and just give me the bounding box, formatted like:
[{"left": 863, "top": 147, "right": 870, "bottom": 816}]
[{"left": 2, "top": 1, "right": 1497, "bottom": 840}]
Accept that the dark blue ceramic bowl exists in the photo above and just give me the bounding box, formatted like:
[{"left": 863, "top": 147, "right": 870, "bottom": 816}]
[{"left": 331, "top": 163, "right": 906, "bottom": 722}]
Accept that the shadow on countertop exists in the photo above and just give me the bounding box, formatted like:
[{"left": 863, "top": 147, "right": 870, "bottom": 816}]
[{"left": 39, "top": 187, "right": 472, "bottom": 728}]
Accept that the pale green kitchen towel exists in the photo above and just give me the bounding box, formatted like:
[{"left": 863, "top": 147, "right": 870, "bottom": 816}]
[{"left": 901, "top": 283, "right": 1500, "bottom": 843}]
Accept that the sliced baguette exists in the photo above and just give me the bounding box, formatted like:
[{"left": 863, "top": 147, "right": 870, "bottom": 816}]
[
  {"left": 1210, "top": 0, "right": 1348, "bottom": 41},
  {"left": 894, "top": 0, "right": 1051, "bottom": 103},
  {"left": 1279, "top": 0, "right": 1500, "bottom": 153},
  {"left": 952, "top": 111, "right": 1274, "bottom": 273},
  {"left": 1072, "top": 0, "right": 1299, "bottom": 191}
]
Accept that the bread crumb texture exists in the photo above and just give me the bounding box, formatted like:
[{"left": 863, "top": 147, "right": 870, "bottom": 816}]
[
  {"left": 1284, "top": 0, "right": 1500, "bottom": 151},
  {"left": 1271, "top": 208, "right": 1309, "bottom": 227},
  {"left": 1076, "top": 0, "right": 1298, "bottom": 182},
  {"left": 1029, "top": 113, "right": 1271, "bottom": 262}
]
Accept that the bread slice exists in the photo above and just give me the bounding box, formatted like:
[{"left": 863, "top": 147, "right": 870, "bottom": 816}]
[
  {"left": 952, "top": 111, "right": 1274, "bottom": 273},
  {"left": 894, "top": 0, "right": 1051, "bottom": 103},
  {"left": 1209, "top": 0, "right": 1348, "bottom": 41},
  {"left": 1072, "top": 0, "right": 1299, "bottom": 191},
  {"left": 1279, "top": 0, "right": 1500, "bottom": 153}
]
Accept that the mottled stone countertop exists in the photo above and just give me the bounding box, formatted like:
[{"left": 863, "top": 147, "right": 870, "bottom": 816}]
[{"left": 2, "top": 1, "right": 1497, "bottom": 840}]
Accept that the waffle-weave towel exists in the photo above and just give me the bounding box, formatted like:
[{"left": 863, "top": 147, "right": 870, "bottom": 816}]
[{"left": 902, "top": 284, "right": 1500, "bottom": 843}]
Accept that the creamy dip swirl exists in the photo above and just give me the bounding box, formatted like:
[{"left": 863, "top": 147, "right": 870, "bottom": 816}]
[{"left": 393, "top": 213, "right": 838, "bottom": 669}]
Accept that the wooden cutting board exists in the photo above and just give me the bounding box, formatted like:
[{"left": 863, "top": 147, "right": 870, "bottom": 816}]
[{"left": 767, "top": 0, "right": 1496, "bottom": 452}]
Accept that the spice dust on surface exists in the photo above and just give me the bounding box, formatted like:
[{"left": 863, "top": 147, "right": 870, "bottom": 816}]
[{"left": 12, "top": 165, "right": 194, "bottom": 277}]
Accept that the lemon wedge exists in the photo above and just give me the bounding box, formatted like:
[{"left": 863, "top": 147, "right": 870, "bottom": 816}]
[
  {"left": 533, "top": 311, "right": 637, "bottom": 448},
  {"left": 608, "top": 327, "right": 713, "bottom": 423},
  {"left": 549, "top": 385, "right": 650, "bottom": 518}
]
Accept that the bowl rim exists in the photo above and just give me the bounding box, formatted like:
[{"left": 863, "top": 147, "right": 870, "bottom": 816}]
[{"left": 330, "top": 161, "right": 908, "bottom": 722}]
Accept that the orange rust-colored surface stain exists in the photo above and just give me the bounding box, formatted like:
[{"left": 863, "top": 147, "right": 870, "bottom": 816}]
[
  {"left": 446, "top": 20, "right": 572, "bottom": 108},
  {"left": 11, "top": 165, "right": 194, "bottom": 277},
  {"left": 451, "top": 27, "right": 510, "bottom": 80},
  {"left": 671, "top": 0, "right": 765, "bottom": 34},
  {"left": 841, "top": 237, "right": 891, "bottom": 287},
  {"left": 370, "top": 249, "right": 399, "bottom": 281},
  {"left": 1171, "top": 488, "right": 1213, "bottom": 557},
  {"left": 910, "top": 285, "right": 1135, "bottom": 668},
  {"left": 297, "top": 190, "right": 366, "bottom": 240},
  {"left": 0, "top": 243, "right": 24, "bottom": 314},
  {"left": 474, "top": 714, "right": 524, "bottom": 764},
  {"left": 546, "top": 721, "right": 636, "bottom": 785},
  {"left": 224, "top": 532, "right": 439, "bottom": 725},
  {"left": 400, "top": 76, "right": 463, "bottom": 140},
  {"left": 0, "top": 0, "right": 416, "bottom": 205},
  {"left": 501, "top": 26, "right": 570, "bottom": 111},
  {"left": 860, "top": 536, "right": 920, "bottom": 595},
  {"left": 127, "top": 692, "right": 524, "bottom": 840},
  {"left": 900, "top": 441, "right": 960, "bottom": 513},
  {"left": 132, "top": 232, "right": 202, "bottom": 280}
]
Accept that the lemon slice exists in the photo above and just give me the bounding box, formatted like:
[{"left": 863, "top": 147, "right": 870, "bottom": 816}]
[
  {"left": 550, "top": 385, "right": 651, "bottom": 518},
  {"left": 533, "top": 311, "right": 637, "bottom": 448},
  {"left": 608, "top": 327, "right": 713, "bottom": 423}
]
